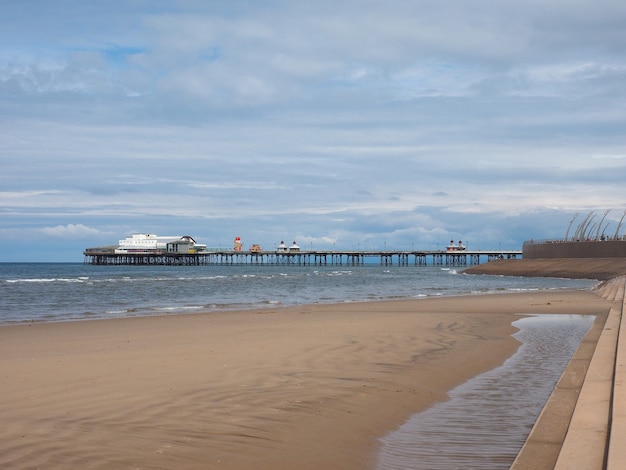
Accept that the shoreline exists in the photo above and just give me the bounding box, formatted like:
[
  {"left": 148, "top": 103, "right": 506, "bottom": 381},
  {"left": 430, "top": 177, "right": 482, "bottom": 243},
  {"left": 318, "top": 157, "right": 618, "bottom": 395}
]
[
  {"left": 0, "top": 282, "right": 598, "bottom": 328},
  {"left": 0, "top": 288, "right": 613, "bottom": 469}
]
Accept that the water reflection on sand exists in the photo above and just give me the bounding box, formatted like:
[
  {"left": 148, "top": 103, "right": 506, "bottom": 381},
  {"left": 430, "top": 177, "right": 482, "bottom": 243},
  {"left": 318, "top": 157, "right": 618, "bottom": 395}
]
[{"left": 378, "top": 314, "right": 595, "bottom": 470}]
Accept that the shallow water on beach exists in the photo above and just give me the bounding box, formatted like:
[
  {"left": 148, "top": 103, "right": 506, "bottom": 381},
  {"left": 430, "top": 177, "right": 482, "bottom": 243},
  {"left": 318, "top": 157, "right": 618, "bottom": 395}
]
[
  {"left": 0, "top": 263, "right": 596, "bottom": 324},
  {"left": 377, "top": 314, "right": 595, "bottom": 470}
]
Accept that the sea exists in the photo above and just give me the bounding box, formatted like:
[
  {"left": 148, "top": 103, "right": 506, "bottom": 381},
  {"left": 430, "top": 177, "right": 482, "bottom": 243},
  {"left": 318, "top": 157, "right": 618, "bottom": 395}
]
[{"left": 0, "top": 262, "right": 597, "bottom": 325}]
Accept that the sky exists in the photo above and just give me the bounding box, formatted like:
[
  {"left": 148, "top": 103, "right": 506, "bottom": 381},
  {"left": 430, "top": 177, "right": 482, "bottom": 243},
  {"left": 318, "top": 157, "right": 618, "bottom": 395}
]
[{"left": 1, "top": 0, "right": 625, "bottom": 262}]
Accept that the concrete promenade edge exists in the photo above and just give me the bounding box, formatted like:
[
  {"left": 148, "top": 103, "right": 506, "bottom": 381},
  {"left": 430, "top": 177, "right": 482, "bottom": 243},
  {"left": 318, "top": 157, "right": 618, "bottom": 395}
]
[{"left": 511, "top": 276, "right": 626, "bottom": 470}]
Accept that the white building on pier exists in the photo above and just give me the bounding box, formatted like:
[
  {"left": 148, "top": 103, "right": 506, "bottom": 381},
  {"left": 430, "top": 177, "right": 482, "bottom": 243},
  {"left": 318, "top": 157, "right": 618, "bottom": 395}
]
[{"left": 115, "top": 234, "right": 206, "bottom": 254}]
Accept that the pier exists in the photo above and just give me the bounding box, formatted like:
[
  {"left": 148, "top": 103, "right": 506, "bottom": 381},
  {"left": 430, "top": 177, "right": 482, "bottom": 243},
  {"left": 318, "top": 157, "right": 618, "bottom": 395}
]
[{"left": 83, "top": 249, "right": 522, "bottom": 266}]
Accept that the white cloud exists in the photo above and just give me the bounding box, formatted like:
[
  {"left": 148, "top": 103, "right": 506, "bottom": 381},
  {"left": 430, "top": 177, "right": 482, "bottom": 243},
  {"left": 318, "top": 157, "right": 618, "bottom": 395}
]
[
  {"left": 0, "top": 190, "right": 64, "bottom": 198},
  {"left": 592, "top": 154, "right": 626, "bottom": 160},
  {"left": 40, "top": 224, "right": 104, "bottom": 238}
]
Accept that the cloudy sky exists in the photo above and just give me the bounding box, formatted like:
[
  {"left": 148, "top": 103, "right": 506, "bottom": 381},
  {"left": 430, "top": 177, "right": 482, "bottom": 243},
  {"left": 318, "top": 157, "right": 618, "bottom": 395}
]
[{"left": 1, "top": 1, "right": 625, "bottom": 261}]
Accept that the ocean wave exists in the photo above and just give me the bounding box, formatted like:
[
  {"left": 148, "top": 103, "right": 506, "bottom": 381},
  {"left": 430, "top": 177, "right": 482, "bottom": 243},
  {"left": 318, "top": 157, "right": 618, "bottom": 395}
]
[
  {"left": 0, "top": 264, "right": 598, "bottom": 324},
  {"left": 5, "top": 277, "right": 88, "bottom": 283}
]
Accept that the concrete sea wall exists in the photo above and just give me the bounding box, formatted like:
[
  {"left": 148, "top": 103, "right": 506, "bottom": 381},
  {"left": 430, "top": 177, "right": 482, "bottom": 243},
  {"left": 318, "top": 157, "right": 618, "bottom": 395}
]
[{"left": 523, "top": 240, "right": 626, "bottom": 258}]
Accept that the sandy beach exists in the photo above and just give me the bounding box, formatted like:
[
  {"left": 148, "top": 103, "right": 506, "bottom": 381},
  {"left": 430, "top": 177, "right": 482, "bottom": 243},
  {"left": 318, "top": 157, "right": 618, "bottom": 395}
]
[{"left": 0, "top": 286, "right": 613, "bottom": 470}]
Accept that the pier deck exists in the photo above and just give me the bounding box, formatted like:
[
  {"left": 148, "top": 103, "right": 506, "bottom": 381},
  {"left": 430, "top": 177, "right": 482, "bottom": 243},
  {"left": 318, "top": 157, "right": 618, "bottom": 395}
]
[{"left": 83, "top": 249, "right": 522, "bottom": 266}]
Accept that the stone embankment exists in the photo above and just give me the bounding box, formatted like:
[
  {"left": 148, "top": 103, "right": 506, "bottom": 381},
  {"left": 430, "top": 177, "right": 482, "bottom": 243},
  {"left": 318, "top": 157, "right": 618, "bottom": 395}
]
[{"left": 464, "top": 258, "right": 626, "bottom": 280}]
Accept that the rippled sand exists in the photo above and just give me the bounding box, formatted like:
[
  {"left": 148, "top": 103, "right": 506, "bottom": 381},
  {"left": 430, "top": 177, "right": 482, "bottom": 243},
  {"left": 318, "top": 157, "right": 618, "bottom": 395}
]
[{"left": 0, "top": 290, "right": 611, "bottom": 469}]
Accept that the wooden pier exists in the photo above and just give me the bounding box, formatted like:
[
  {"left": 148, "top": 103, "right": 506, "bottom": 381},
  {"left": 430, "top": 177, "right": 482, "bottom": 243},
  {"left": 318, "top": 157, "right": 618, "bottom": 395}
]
[{"left": 83, "top": 249, "right": 522, "bottom": 267}]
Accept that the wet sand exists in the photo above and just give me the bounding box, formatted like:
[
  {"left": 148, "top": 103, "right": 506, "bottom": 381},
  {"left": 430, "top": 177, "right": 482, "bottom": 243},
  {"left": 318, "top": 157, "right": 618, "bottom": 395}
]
[
  {"left": 0, "top": 286, "right": 612, "bottom": 469},
  {"left": 464, "top": 257, "right": 626, "bottom": 280}
]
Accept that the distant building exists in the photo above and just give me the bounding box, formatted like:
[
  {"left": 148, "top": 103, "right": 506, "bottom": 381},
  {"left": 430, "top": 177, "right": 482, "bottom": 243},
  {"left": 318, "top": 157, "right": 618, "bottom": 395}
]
[
  {"left": 275, "top": 240, "right": 301, "bottom": 253},
  {"left": 115, "top": 234, "right": 206, "bottom": 254},
  {"left": 167, "top": 236, "right": 207, "bottom": 254}
]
